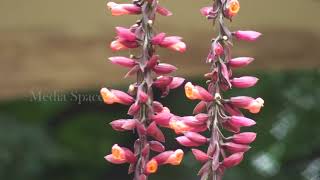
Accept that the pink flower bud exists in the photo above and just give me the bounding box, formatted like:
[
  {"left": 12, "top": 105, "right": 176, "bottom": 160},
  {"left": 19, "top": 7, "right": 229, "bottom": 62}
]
[
  {"left": 110, "top": 119, "right": 137, "bottom": 131},
  {"left": 223, "top": 142, "right": 250, "bottom": 153},
  {"left": 115, "top": 27, "right": 136, "bottom": 41},
  {"left": 193, "top": 101, "right": 207, "bottom": 114},
  {"left": 151, "top": 111, "right": 173, "bottom": 127},
  {"left": 153, "top": 76, "right": 173, "bottom": 88},
  {"left": 153, "top": 63, "right": 177, "bottom": 74},
  {"left": 156, "top": 5, "right": 172, "bottom": 16},
  {"left": 111, "top": 89, "right": 135, "bottom": 105},
  {"left": 152, "top": 33, "right": 166, "bottom": 45},
  {"left": 222, "top": 152, "right": 244, "bottom": 168},
  {"left": 234, "top": 30, "right": 262, "bottom": 41},
  {"left": 146, "top": 122, "right": 165, "bottom": 142},
  {"left": 232, "top": 132, "right": 256, "bottom": 144},
  {"left": 149, "top": 141, "right": 165, "bottom": 152},
  {"left": 184, "top": 132, "right": 207, "bottom": 144},
  {"left": 229, "top": 116, "right": 256, "bottom": 127},
  {"left": 146, "top": 55, "right": 159, "bottom": 69},
  {"left": 231, "top": 76, "right": 259, "bottom": 88},
  {"left": 230, "top": 96, "right": 254, "bottom": 108},
  {"left": 192, "top": 149, "right": 210, "bottom": 163},
  {"left": 138, "top": 90, "right": 148, "bottom": 103},
  {"left": 200, "top": 6, "right": 213, "bottom": 17},
  {"left": 168, "top": 77, "right": 185, "bottom": 89},
  {"left": 176, "top": 136, "right": 202, "bottom": 147},
  {"left": 109, "top": 56, "right": 137, "bottom": 68},
  {"left": 229, "top": 57, "right": 254, "bottom": 68},
  {"left": 127, "top": 103, "right": 140, "bottom": 115},
  {"left": 179, "top": 116, "right": 204, "bottom": 126},
  {"left": 107, "top": 2, "right": 141, "bottom": 16}
]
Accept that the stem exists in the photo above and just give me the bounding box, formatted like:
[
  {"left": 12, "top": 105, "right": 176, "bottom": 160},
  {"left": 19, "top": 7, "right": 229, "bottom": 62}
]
[
  {"left": 134, "top": 1, "right": 157, "bottom": 179},
  {"left": 205, "top": 1, "right": 229, "bottom": 179}
]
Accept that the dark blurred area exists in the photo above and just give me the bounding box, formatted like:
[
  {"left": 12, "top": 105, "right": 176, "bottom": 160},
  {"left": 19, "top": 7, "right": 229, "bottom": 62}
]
[{"left": 0, "top": 0, "right": 320, "bottom": 179}]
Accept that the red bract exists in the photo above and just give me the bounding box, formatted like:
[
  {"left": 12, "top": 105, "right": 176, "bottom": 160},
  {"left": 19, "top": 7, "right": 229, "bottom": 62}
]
[
  {"left": 103, "top": 0, "right": 186, "bottom": 179},
  {"left": 180, "top": 0, "right": 264, "bottom": 179}
]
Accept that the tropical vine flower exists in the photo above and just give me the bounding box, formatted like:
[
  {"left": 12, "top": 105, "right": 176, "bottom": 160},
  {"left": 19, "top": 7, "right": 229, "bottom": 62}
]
[
  {"left": 102, "top": 0, "right": 186, "bottom": 179},
  {"left": 175, "top": 0, "right": 264, "bottom": 179}
]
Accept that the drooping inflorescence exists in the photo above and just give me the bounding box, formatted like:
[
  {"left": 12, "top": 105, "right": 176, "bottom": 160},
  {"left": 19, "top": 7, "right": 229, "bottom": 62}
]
[
  {"left": 102, "top": 0, "right": 186, "bottom": 179},
  {"left": 174, "top": 0, "right": 264, "bottom": 179}
]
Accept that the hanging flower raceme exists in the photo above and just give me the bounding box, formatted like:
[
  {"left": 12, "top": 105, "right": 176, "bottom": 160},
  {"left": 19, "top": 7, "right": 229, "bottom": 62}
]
[
  {"left": 179, "top": 0, "right": 264, "bottom": 179},
  {"left": 103, "top": 0, "right": 186, "bottom": 179}
]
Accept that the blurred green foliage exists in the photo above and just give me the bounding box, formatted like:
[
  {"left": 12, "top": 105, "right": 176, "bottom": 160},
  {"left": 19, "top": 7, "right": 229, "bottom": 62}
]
[{"left": 0, "top": 70, "right": 319, "bottom": 180}]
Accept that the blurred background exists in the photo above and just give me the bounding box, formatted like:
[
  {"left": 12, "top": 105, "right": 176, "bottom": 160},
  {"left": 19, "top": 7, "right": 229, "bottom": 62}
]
[{"left": 0, "top": 0, "right": 319, "bottom": 180}]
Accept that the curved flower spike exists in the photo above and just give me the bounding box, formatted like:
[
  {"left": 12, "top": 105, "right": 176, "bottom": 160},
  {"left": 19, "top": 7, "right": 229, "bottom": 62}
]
[
  {"left": 183, "top": 0, "right": 263, "bottom": 178},
  {"left": 104, "top": 0, "right": 187, "bottom": 178}
]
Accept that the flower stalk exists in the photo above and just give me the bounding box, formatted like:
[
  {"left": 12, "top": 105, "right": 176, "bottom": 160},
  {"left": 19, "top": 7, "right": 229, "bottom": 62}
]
[
  {"left": 177, "top": 0, "right": 264, "bottom": 179},
  {"left": 103, "top": 0, "right": 186, "bottom": 179}
]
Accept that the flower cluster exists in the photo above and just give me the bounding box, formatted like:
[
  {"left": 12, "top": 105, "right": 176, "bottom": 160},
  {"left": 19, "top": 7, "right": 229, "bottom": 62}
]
[
  {"left": 176, "top": 0, "right": 264, "bottom": 179},
  {"left": 102, "top": 0, "right": 186, "bottom": 179}
]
